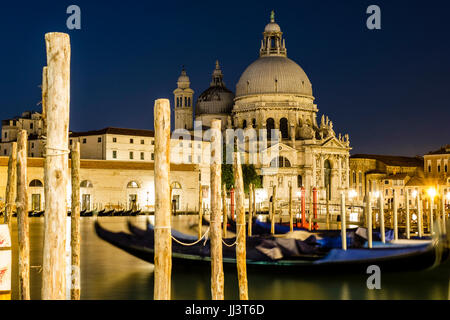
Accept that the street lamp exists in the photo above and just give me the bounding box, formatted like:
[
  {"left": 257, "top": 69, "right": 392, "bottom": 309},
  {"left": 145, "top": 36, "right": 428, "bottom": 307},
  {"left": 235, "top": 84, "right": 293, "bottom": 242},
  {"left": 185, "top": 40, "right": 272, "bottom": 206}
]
[
  {"left": 411, "top": 189, "right": 418, "bottom": 199},
  {"left": 348, "top": 189, "right": 357, "bottom": 200},
  {"left": 427, "top": 187, "right": 437, "bottom": 199}
]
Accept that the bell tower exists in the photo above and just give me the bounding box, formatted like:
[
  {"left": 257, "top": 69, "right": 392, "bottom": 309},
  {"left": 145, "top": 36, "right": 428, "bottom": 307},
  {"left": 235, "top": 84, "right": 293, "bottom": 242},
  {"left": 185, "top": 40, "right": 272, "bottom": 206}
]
[{"left": 173, "top": 67, "right": 194, "bottom": 130}]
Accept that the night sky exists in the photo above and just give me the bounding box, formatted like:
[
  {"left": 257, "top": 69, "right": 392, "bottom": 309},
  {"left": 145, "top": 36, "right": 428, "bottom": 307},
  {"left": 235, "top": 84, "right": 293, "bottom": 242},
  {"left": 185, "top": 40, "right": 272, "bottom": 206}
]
[{"left": 1, "top": 0, "right": 449, "bottom": 157}]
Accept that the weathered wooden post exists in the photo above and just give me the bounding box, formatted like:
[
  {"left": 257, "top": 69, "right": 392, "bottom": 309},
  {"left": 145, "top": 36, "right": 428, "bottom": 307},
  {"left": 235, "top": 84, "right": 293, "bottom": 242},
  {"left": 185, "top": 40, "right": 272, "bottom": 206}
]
[
  {"left": 393, "top": 189, "right": 398, "bottom": 240},
  {"left": 418, "top": 195, "right": 423, "bottom": 238},
  {"left": 70, "top": 141, "right": 81, "bottom": 300},
  {"left": 4, "top": 142, "right": 17, "bottom": 229},
  {"left": 42, "top": 32, "right": 71, "bottom": 300},
  {"left": 234, "top": 152, "right": 248, "bottom": 300},
  {"left": 271, "top": 186, "right": 277, "bottom": 235},
  {"left": 209, "top": 119, "right": 224, "bottom": 300},
  {"left": 340, "top": 192, "right": 347, "bottom": 250},
  {"left": 222, "top": 184, "right": 228, "bottom": 238},
  {"left": 153, "top": 99, "right": 172, "bottom": 300},
  {"left": 248, "top": 183, "right": 253, "bottom": 237},
  {"left": 198, "top": 182, "right": 203, "bottom": 240},
  {"left": 17, "top": 130, "right": 30, "bottom": 300},
  {"left": 366, "top": 194, "right": 372, "bottom": 249},
  {"left": 0, "top": 224, "right": 12, "bottom": 300},
  {"left": 441, "top": 192, "right": 447, "bottom": 233},
  {"left": 429, "top": 195, "right": 434, "bottom": 235},
  {"left": 289, "top": 185, "right": 293, "bottom": 232},
  {"left": 379, "top": 193, "right": 385, "bottom": 243},
  {"left": 406, "top": 190, "right": 410, "bottom": 240}
]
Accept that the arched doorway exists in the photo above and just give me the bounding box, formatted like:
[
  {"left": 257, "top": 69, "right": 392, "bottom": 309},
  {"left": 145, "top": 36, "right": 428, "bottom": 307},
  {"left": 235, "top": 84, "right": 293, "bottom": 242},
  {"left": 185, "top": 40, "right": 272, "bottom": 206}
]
[{"left": 324, "top": 160, "right": 332, "bottom": 200}]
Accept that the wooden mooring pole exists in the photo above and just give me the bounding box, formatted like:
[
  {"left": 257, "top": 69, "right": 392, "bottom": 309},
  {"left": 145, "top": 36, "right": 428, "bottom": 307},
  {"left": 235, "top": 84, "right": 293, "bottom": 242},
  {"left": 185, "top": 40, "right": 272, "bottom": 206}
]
[
  {"left": 198, "top": 182, "right": 203, "bottom": 240},
  {"left": 17, "top": 130, "right": 30, "bottom": 300},
  {"left": 222, "top": 184, "right": 228, "bottom": 238},
  {"left": 418, "top": 195, "right": 423, "bottom": 238},
  {"left": 153, "top": 99, "right": 172, "bottom": 300},
  {"left": 379, "top": 193, "right": 385, "bottom": 243},
  {"left": 70, "top": 142, "right": 81, "bottom": 300},
  {"left": 340, "top": 192, "right": 347, "bottom": 250},
  {"left": 4, "top": 142, "right": 17, "bottom": 229},
  {"left": 271, "top": 186, "right": 277, "bottom": 235},
  {"left": 289, "top": 185, "right": 293, "bottom": 232},
  {"left": 42, "top": 32, "right": 71, "bottom": 300},
  {"left": 393, "top": 189, "right": 398, "bottom": 240},
  {"left": 366, "top": 195, "right": 372, "bottom": 249},
  {"left": 248, "top": 183, "right": 253, "bottom": 237},
  {"left": 406, "top": 190, "right": 410, "bottom": 240},
  {"left": 209, "top": 119, "right": 224, "bottom": 300},
  {"left": 234, "top": 152, "right": 248, "bottom": 300}
]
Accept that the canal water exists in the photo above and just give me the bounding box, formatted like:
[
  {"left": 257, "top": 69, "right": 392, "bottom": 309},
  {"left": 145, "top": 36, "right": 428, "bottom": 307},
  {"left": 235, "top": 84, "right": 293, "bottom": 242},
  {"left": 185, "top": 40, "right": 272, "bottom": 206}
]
[{"left": 9, "top": 216, "right": 450, "bottom": 300}]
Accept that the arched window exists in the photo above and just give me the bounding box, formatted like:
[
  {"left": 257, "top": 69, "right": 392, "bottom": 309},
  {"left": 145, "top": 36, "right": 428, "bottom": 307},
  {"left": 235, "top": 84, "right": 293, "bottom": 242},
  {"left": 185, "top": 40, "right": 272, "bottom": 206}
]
[
  {"left": 80, "top": 180, "right": 93, "bottom": 188},
  {"left": 29, "top": 179, "right": 43, "bottom": 187},
  {"left": 270, "top": 156, "right": 291, "bottom": 168},
  {"left": 280, "top": 118, "right": 289, "bottom": 139},
  {"left": 242, "top": 120, "right": 247, "bottom": 129},
  {"left": 252, "top": 119, "right": 256, "bottom": 128},
  {"left": 266, "top": 118, "right": 275, "bottom": 139},
  {"left": 127, "top": 181, "right": 140, "bottom": 189},
  {"left": 171, "top": 182, "right": 182, "bottom": 190}
]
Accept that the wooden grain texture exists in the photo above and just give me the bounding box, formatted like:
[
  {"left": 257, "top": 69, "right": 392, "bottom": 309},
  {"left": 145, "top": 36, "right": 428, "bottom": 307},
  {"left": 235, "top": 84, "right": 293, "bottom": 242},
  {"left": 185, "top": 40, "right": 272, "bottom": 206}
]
[
  {"left": 289, "top": 185, "right": 293, "bottom": 232},
  {"left": 248, "top": 183, "right": 253, "bottom": 237},
  {"left": 271, "top": 186, "right": 276, "bottom": 235},
  {"left": 153, "top": 99, "right": 172, "bottom": 300},
  {"left": 17, "top": 130, "right": 30, "bottom": 300},
  {"left": 222, "top": 184, "right": 228, "bottom": 238},
  {"left": 209, "top": 119, "right": 224, "bottom": 300},
  {"left": 340, "top": 192, "right": 347, "bottom": 250},
  {"left": 234, "top": 152, "right": 248, "bottom": 300},
  {"left": 4, "top": 142, "right": 17, "bottom": 229},
  {"left": 70, "top": 142, "right": 81, "bottom": 300},
  {"left": 198, "top": 182, "right": 203, "bottom": 240},
  {"left": 379, "top": 193, "right": 385, "bottom": 243},
  {"left": 42, "top": 32, "right": 71, "bottom": 300}
]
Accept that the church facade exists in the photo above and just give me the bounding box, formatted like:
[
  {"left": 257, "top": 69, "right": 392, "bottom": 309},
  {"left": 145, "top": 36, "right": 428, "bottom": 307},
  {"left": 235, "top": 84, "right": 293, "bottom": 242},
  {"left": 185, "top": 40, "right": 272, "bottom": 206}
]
[{"left": 174, "top": 13, "right": 352, "bottom": 203}]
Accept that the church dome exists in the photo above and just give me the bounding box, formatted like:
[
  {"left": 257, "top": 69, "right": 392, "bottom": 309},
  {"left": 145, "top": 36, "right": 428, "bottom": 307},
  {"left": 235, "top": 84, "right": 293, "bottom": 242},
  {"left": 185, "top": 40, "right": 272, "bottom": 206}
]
[
  {"left": 236, "top": 56, "right": 313, "bottom": 97},
  {"left": 196, "top": 61, "right": 235, "bottom": 116},
  {"left": 235, "top": 11, "right": 313, "bottom": 98}
]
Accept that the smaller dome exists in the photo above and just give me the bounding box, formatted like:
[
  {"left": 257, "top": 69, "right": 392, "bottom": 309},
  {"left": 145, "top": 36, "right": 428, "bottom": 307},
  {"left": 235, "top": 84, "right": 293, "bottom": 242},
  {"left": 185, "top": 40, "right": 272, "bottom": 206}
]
[
  {"left": 264, "top": 22, "right": 281, "bottom": 33},
  {"left": 177, "top": 68, "right": 190, "bottom": 89},
  {"left": 196, "top": 61, "right": 235, "bottom": 116}
]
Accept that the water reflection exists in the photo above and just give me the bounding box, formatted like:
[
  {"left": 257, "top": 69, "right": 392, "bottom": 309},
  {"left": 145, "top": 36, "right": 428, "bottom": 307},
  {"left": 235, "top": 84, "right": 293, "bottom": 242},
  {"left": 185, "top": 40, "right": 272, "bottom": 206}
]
[{"left": 8, "top": 216, "right": 450, "bottom": 300}]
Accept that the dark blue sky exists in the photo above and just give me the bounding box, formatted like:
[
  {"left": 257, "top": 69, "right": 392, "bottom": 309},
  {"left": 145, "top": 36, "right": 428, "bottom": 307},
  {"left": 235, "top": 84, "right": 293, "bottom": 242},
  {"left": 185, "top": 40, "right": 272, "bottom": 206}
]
[{"left": 1, "top": 0, "right": 449, "bottom": 156}]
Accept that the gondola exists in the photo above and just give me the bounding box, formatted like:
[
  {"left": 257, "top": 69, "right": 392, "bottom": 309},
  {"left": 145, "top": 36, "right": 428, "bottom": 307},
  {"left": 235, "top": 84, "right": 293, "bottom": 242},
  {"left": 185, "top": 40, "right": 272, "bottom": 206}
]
[
  {"left": 95, "top": 220, "right": 449, "bottom": 273},
  {"left": 113, "top": 210, "right": 124, "bottom": 217}
]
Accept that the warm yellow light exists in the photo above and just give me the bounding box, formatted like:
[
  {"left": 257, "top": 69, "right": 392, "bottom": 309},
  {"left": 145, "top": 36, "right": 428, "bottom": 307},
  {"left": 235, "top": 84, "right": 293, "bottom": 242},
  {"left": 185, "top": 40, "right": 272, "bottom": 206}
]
[
  {"left": 296, "top": 191, "right": 302, "bottom": 199},
  {"left": 446, "top": 192, "right": 450, "bottom": 201},
  {"left": 427, "top": 187, "right": 437, "bottom": 199},
  {"left": 411, "top": 190, "right": 418, "bottom": 199},
  {"left": 348, "top": 189, "right": 357, "bottom": 199},
  {"left": 373, "top": 191, "right": 380, "bottom": 199}
]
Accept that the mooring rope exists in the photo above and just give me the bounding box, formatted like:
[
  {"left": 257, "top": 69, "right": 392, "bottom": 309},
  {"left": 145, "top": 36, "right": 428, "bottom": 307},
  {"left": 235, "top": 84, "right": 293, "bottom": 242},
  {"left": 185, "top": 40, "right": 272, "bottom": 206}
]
[
  {"left": 222, "top": 223, "right": 245, "bottom": 247},
  {"left": 170, "top": 227, "right": 210, "bottom": 247}
]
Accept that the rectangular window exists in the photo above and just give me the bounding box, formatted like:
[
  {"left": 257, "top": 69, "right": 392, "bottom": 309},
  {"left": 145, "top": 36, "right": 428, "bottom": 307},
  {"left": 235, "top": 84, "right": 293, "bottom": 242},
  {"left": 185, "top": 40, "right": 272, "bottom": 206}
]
[
  {"left": 30, "top": 123, "right": 34, "bottom": 129},
  {"left": 130, "top": 139, "right": 134, "bottom": 144},
  {"left": 113, "top": 137, "right": 117, "bottom": 143},
  {"left": 130, "top": 152, "right": 134, "bottom": 160},
  {"left": 31, "top": 142, "right": 34, "bottom": 149},
  {"left": 31, "top": 194, "right": 41, "bottom": 211},
  {"left": 438, "top": 165, "right": 441, "bottom": 173},
  {"left": 151, "top": 153, "right": 154, "bottom": 161},
  {"left": 83, "top": 138, "right": 87, "bottom": 144},
  {"left": 98, "top": 137, "right": 102, "bottom": 143},
  {"left": 197, "top": 156, "right": 201, "bottom": 163},
  {"left": 140, "top": 152, "right": 144, "bottom": 160},
  {"left": 112, "top": 150, "right": 117, "bottom": 159},
  {"left": 4, "top": 132, "right": 7, "bottom": 139},
  {"left": 69, "top": 139, "right": 73, "bottom": 145},
  {"left": 151, "top": 140, "right": 155, "bottom": 146},
  {"left": 188, "top": 155, "right": 192, "bottom": 163},
  {"left": 141, "top": 140, "right": 145, "bottom": 145},
  {"left": 31, "top": 153, "right": 34, "bottom": 157}
]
